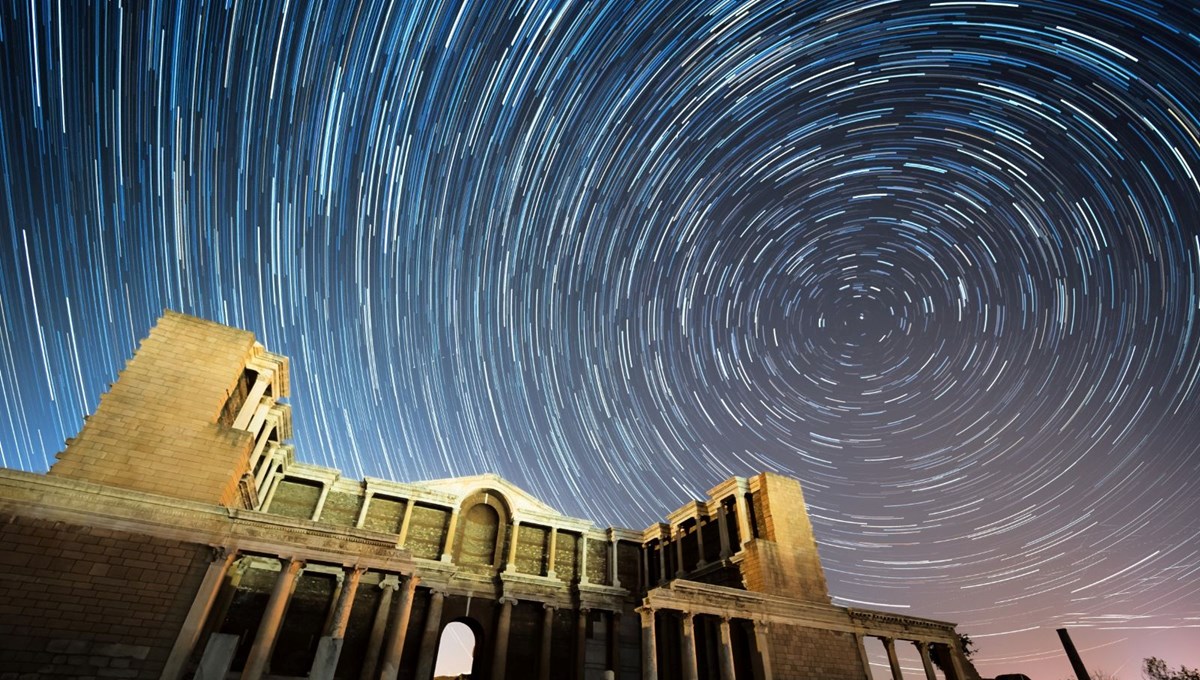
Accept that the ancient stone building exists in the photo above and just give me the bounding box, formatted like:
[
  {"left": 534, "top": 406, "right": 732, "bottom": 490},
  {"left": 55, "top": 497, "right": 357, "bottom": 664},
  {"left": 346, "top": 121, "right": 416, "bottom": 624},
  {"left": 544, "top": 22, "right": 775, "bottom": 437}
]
[{"left": 0, "top": 312, "right": 981, "bottom": 680}]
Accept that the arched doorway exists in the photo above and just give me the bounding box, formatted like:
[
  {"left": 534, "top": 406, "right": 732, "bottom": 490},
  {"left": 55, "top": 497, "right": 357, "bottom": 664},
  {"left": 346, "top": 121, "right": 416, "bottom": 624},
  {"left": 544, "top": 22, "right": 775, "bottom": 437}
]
[{"left": 435, "top": 620, "right": 479, "bottom": 678}]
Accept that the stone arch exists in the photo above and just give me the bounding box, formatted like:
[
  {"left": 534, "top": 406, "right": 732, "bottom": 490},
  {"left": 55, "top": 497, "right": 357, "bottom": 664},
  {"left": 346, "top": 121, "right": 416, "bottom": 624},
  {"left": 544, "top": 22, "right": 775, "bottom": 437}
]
[
  {"left": 453, "top": 488, "right": 512, "bottom": 569},
  {"left": 434, "top": 616, "right": 486, "bottom": 678}
]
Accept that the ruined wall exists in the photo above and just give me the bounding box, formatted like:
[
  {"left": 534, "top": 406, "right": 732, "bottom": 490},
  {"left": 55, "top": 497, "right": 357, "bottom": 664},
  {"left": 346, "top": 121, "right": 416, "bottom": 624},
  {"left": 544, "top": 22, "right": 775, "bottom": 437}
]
[
  {"left": 48, "top": 312, "right": 258, "bottom": 507},
  {"left": 0, "top": 514, "right": 209, "bottom": 679},
  {"left": 739, "top": 473, "right": 830, "bottom": 603},
  {"left": 766, "top": 624, "right": 866, "bottom": 680}
]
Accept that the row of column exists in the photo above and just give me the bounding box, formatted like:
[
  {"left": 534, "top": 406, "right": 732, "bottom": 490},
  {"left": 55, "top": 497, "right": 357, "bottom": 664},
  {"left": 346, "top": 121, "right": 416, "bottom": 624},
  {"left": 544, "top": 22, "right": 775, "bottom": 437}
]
[
  {"left": 861, "top": 634, "right": 968, "bottom": 680},
  {"left": 643, "top": 492, "right": 755, "bottom": 584},
  {"left": 160, "top": 549, "right": 431, "bottom": 680},
  {"left": 637, "top": 606, "right": 769, "bottom": 680}
]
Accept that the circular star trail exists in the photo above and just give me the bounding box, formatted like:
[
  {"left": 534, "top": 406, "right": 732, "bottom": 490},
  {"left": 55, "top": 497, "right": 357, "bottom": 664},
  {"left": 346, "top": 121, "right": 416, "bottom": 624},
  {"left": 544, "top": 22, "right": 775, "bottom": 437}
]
[{"left": 1, "top": 1, "right": 1198, "bottom": 677}]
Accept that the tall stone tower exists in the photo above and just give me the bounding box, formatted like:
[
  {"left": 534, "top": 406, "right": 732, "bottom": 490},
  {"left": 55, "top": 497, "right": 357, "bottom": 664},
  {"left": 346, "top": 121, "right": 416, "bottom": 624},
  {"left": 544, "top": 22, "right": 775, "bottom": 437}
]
[
  {"left": 49, "top": 310, "right": 290, "bottom": 507},
  {"left": 739, "top": 471, "right": 831, "bottom": 603}
]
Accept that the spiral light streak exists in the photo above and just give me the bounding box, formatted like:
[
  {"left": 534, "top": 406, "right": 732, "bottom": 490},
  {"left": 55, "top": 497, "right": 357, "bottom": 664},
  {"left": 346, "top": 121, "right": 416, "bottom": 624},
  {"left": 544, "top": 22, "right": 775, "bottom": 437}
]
[{"left": 1, "top": 1, "right": 1198, "bottom": 676}]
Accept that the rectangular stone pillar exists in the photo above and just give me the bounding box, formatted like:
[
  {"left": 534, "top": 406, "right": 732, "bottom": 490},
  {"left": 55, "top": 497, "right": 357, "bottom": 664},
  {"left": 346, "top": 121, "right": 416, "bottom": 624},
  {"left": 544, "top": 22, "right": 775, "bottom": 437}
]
[
  {"left": 309, "top": 638, "right": 343, "bottom": 680},
  {"left": 161, "top": 548, "right": 235, "bottom": 680},
  {"left": 855, "top": 633, "right": 873, "bottom": 680},
  {"left": 195, "top": 633, "right": 240, "bottom": 680},
  {"left": 241, "top": 558, "right": 302, "bottom": 680},
  {"left": 638, "top": 607, "right": 658, "bottom": 680},
  {"left": 379, "top": 575, "right": 421, "bottom": 680}
]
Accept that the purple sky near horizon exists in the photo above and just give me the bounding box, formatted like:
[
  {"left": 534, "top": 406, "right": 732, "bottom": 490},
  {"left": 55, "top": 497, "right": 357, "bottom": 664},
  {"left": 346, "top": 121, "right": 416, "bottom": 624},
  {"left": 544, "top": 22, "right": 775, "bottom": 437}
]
[{"left": 1, "top": 1, "right": 1199, "bottom": 678}]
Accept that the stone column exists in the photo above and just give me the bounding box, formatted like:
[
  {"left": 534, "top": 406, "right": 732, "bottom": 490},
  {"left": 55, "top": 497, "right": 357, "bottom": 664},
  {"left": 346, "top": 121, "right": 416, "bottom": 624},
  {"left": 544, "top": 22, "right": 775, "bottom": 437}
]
[
  {"left": 609, "top": 611, "right": 622, "bottom": 676},
  {"left": 638, "top": 607, "right": 658, "bottom": 680},
  {"left": 674, "top": 528, "right": 686, "bottom": 576},
  {"left": 752, "top": 620, "right": 773, "bottom": 680},
  {"left": 658, "top": 541, "right": 668, "bottom": 583},
  {"left": 640, "top": 543, "right": 650, "bottom": 589},
  {"left": 579, "top": 534, "right": 590, "bottom": 585},
  {"left": 322, "top": 572, "right": 347, "bottom": 635},
  {"left": 241, "top": 558, "right": 302, "bottom": 680},
  {"left": 397, "top": 498, "right": 414, "bottom": 546},
  {"left": 538, "top": 604, "right": 555, "bottom": 680},
  {"left": 161, "top": 548, "right": 235, "bottom": 680},
  {"left": 716, "top": 506, "right": 732, "bottom": 559},
  {"left": 327, "top": 567, "right": 364, "bottom": 637},
  {"left": 916, "top": 641, "right": 937, "bottom": 680},
  {"left": 610, "top": 535, "right": 621, "bottom": 588},
  {"left": 734, "top": 485, "right": 753, "bottom": 548},
  {"left": 695, "top": 520, "right": 708, "bottom": 567},
  {"left": 414, "top": 590, "right": 446, "bottom": 680},
  {"left": 855, "top": 633, "right": 873, "bottom": 680},
  {"left": 311, "top": 481, "right": 332, "bottom": 521},
  {"left": 883, "top": 637, "right": 903, "bottom": 680},
  {"left": 355, "top": 492, "right": 374, "bottom": 528},
  {"left": 505, "top": 520, "right": 521, "bottom": 573},
  {"left": 717, "top": 617, "right": 736, "bottom": 680},
  {"left": 254, "top": 447, "right": 279, "bottom": 491},
  {"left": 493, "top": 597, "right": 514, "bottom": 680},
  {"left": 680, "top": 612, "right": 699, "bottom": 680},
  {"left": 378, "top": 575, "right": 421, "bottom": 680},
  {"left": 547, "top": 527, "right": 559, "bottom": 578},
  {"left": 360, "top": 575, "right": 399, "bottom": 680},
  {"left": 440, "top": 507, "right": 460, "bottom": 562},
  {"left": 575, "top": 607, "right": 590, "bottom": 680},
  {"left": 310, "top": 567, "right": 365, "bottom": 680},
  {"left": 232, "top": 373, "right": 271, "bottom": 430},
  {"left": 259, "top": 458, "right": 285, "bottom": 510}
]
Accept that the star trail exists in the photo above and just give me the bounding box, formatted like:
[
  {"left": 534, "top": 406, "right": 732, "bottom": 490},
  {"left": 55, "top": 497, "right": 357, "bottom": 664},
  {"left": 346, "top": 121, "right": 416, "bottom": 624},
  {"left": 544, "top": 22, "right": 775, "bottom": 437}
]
[{"left": 1, "top": 0, "right": 1199, "bottom": 677}]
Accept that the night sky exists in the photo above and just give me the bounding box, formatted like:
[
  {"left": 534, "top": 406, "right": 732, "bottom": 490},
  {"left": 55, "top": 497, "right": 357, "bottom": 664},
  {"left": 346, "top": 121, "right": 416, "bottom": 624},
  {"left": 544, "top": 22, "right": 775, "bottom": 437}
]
[{"left": 1, "top": 0, "right": 1199, "bottom": 677}]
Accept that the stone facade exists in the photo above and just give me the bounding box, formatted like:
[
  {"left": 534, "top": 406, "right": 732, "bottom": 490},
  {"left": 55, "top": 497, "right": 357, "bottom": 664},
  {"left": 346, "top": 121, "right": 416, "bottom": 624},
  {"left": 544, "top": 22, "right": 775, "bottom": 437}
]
[{"left": 0, "top": 312, "right": 983, "bottom": 680}]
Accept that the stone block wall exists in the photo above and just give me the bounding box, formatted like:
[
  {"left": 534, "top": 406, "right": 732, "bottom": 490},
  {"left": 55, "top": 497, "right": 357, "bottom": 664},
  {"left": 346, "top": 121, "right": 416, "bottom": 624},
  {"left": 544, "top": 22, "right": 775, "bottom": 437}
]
[
  {"left": 739, "top": 473, "right": 830, "bottom": 602},
  {"left": 766, "top": 624, "right": 866, "bottom": 680},
  {"left": 0, "top": 514, "right": 209, "bottom": 679},
  {"left": 48, "top": 311, "right": 258, "bottom": 507}
]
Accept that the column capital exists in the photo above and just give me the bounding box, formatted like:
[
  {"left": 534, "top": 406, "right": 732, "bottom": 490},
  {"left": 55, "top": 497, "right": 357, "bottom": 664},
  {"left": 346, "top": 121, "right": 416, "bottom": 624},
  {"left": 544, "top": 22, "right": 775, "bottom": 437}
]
[
  {"left": 379, "top": 574, "right": 401, "bottom": 590},
  {"left": 578, "top": 606, "right": 591, "bottom": 615},
  {"left": 402, "top": 573, "right": 421, "bottom": 591},
  {"left": 498, "top": 595, "right": 516, "bottom": 606},
  {"left": 543, "top": 602, "right": 557, "bottom": 612}
]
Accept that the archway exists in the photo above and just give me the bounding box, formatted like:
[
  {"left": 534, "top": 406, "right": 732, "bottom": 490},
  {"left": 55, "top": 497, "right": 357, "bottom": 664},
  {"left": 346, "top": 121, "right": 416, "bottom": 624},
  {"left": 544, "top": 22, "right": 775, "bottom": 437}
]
[{"left": 435, "top": 620, "right": 478, "bottom": 678}]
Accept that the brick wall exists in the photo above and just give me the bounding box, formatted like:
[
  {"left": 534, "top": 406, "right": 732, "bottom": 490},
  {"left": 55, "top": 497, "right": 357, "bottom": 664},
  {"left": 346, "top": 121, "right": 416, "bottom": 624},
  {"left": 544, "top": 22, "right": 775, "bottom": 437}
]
[
  {"left": 0, "top": 515, "right": 209, "bottom": 679},
  {"left": 49, "top": 311, "right": 257, "bottom": 507},
  {"left": 766, "top": 624, "right": 866, "bottom": 680}
]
